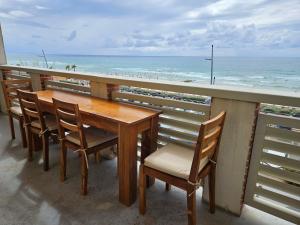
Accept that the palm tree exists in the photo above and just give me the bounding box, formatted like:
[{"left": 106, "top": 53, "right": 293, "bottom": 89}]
[{"left": 71, "top": 64, "right": 77, "bottom": 71}]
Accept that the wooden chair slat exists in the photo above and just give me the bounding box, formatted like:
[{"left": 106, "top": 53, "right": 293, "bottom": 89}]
[
  {"left": 57, "top": 108, "right": 77, "bottom": 122},
  {"left": 7, "top": 95, "right": 18, "bottom": 101},
  {"left": 201, "top": 140, "right": 218, "bottom": 158},
  {"left": 203, "top": 111, "right": 226, "bottom": 131},
  {"left": 21, "top": 99, "right": 37, "bottom": 109},
  {"left": 24, "top": 108, "right": 40, "bottom": 119},
  {"left": 203, "top": 126, "right": 221, "bottom": 146},
  {"left": 59, "top": 119, "right": 79, "bottom": 132}
]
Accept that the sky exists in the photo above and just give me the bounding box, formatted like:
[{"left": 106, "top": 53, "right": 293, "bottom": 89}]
[{"left": 0, "top": 0, "right": 300, "bottom": 56}]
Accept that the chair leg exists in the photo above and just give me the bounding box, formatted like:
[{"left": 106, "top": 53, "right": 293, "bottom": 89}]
[
  {"left": 165, "top": 183, "right": 171, "bottom": 191},
  {"left": 81, "top": 152, "right": 88, "bottom": 195},
  {"left": 33, "top": 134, "right": 42, "bottom": 152},
  {"left": 27, "top": 129, "right": 33, "bottom": 161},
  {"left": 42, "top": 135, "right": 49, "bottom": 171},
  {"left": 187, "top": 187, "right": 196, "bottom": 225},
  {"left": 8, "top": 113, "right": 15, "bottom": 140},
  {"left": 60, "top": 141, "right": 67, "bottom": 182},
  {"left": 209, "top": 167, "right": 216, "bottom": 213},
  {"left": 139, "top": 164, "right": 146, "bottom": 215},
  {"left": 19, "top": 118, "right": 27, "bottom": 148},
  {"left": 94, "top": 152, "right": 101, "bottom": 163}
]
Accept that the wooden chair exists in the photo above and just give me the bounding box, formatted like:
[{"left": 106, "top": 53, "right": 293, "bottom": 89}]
[
  {"left": 17, "top": 89, "right": 58, "bottom": 171},
  {"left": 53, "top": 98, "right": 118, "bottom": 195},
  {"left": 1, "top": 79, "right": 32, "bottom": 147},
  {"left": 139, "top": 111, "right": 226, "bottom": 225}
]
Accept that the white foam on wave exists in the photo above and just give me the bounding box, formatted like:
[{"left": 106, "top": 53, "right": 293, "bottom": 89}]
[
  {"left": 220, "top": 76, "right": 241, "bottom": 81},
  {"left": 250, "top": 75, "right": 265, "bottom": 79},
  {"left": 219, "top": 81, "right": 253, "bottom": 87}
]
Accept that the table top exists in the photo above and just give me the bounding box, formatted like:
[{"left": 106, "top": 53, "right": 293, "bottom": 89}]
[{"left": 36, "top": 89, "right": 160, "bottom": 125}]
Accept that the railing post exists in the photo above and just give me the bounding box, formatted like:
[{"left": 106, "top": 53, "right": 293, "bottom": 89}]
[
  {"left": 40, "top": 74, "right": 53, "bottom": 90},
  {"left": 90, "top": 81, "right": 119, "bottom": 100},
  {"left": 202, "top": 97, "right": 259, "bottom": 215},
  {"left": 30, "top": 73, "right": 43, "bottom": 91},
  {"left": 90, "top": 80, "right": 119, "bottom": 159},
  {"left": 0, "top": 24, "right": 7, "bottom": 112}
]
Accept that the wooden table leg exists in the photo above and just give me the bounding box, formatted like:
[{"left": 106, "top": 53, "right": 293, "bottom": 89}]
[
  {"left": 141, "top": 115, "right": 159, "bottom": 187},
  {"left": 118, "top": 124, "right": 138, "bottom": 206}
]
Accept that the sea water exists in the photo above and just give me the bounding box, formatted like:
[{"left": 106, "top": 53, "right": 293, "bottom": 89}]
[{"left": 6, "top": 53, "right": 300, "bottom": 92}]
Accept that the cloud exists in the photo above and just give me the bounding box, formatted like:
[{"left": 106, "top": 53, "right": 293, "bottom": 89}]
[
  {"left": 9, "top": 10, "right": 32, "bottom": 17},
  {"left": 67, "top": 30, "right": 77, "bottom": 41},
  {"left": 35, "top": 5, "right": 48, "bottom": 10},
  {"left": 1, "top": 0, "right": 300, "bottom": 56},
  {"left": 184, "top": 0, "right": 266, "bottom": 19},
  {"left": 0, "top": 12, "right": 11, "bottom": 19},
  {"left": 15, "top": 20, "right": 50, "bottom": 28},
  {"left": 0, "top": 10, "right": 32, "bottom": 19}
]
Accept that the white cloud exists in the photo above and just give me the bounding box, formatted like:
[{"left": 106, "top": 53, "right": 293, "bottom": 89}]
[
  {"left": 183, "top": 0, "right": 300, "bottom": 29},
  {"left": 0, "top": 10, "right": 32, "bottom": 19},
  {"left": 233, "top": 0, "right": 300, "bottom": 28},
  {"left": 1, "top": 0, "right": 299, "bottom": 56},
  {"left": 0, "top": 12, "right": 12, "bottom": 19},
  {"left": 35, "top": 5, "right": 48, "bottom": 10},
  {"left": 9, "top": 10, "right": 32, "bottom": 18},
  {"left": 184, "top": 0, "right": 267, "bottom": 19}
]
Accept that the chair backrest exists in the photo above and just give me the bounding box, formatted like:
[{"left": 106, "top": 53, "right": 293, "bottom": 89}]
[
  {"left": 189, "top": 111, "right": 226, "bottom": 182},
  {"left": 1, "top": 79, "right": 32, "bottom": 110},
  {"left": 17, "top": 89, "right": 46, "bottom": 131},
  {"left": 52, "top": 98, "right": 87, "bottom": 149}
]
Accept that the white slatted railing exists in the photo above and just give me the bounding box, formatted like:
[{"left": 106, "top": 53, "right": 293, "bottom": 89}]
[
  {"left": 112, "top": 87, "right": 210, "bottom": 149},
  {"left": 45, "top": 79, "right": 91, "bottom": 95},
  {"left": 3, "top": 69, "right": 29, "bottom": 79},
  {"left": 245, "top": 113, "right": 300, "bottom": 224}
]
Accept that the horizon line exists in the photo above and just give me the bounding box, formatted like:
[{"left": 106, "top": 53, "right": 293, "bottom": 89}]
[{"left": 5, "top": 52, "right": 300, "bottom": 58}]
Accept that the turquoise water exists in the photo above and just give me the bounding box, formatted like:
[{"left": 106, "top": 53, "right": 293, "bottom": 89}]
[{"left": 6, "top": 53, "right": 300, "bottom": 92}]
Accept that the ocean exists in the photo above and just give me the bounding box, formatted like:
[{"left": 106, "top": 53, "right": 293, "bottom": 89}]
[{"left": 6, "top": 53, "right": 300, "bottom": 92}]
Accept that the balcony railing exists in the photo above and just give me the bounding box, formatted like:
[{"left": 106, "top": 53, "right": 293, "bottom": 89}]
[{"left": 0, "top": 65, "right": 299, "bottom": 224}]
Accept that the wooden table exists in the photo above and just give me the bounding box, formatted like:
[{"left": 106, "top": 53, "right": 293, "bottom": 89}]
[{"left": 36, "top": 89, "right": 160, "bottom": 206}]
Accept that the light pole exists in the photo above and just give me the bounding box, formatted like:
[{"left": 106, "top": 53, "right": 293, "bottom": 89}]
[
  {"left": 42, "top": 49, "right": 49, "bottom": 68},
  {"left": 205, "top": 45, "right": 214, "bottom": 85}
]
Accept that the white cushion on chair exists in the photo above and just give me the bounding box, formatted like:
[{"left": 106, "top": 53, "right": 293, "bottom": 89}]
[
  {"left": 144, "top": 143, "right": 208, "bottom": 180},
  {"left": 31, "top": 115, "right": 58, "bottom": 131},
  {"left": 10, "top": 106, "right": 22, "bottom": 116},
  {"left": 65, "top": 127, "right": 117, "bottom": 148}
]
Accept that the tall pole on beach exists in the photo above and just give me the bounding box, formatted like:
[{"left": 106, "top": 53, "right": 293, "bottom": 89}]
[
  {"left": 205, "top": 45, "right": 214, "bottom": 85},
  {"left": 42, "top": 49, "right": 49, "bottom": 68}
]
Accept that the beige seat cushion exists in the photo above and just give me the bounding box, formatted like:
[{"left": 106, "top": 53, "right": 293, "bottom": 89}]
[
  {"left": 144, "top": 143, "right": 208, "bottom": 180},
  {"left": 10, "top": 106, "right": 22, "bottom": 116},
  {"left": 31, "top": 115, "right": 58, "bottom": 131},
  {"left": 65, "top": 127, "right": 117, "bottom": 148}
]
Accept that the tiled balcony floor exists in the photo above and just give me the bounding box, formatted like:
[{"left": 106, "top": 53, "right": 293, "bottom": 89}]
[{"left": 0, "top": 113, "right": 294, "bottom": 225}]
